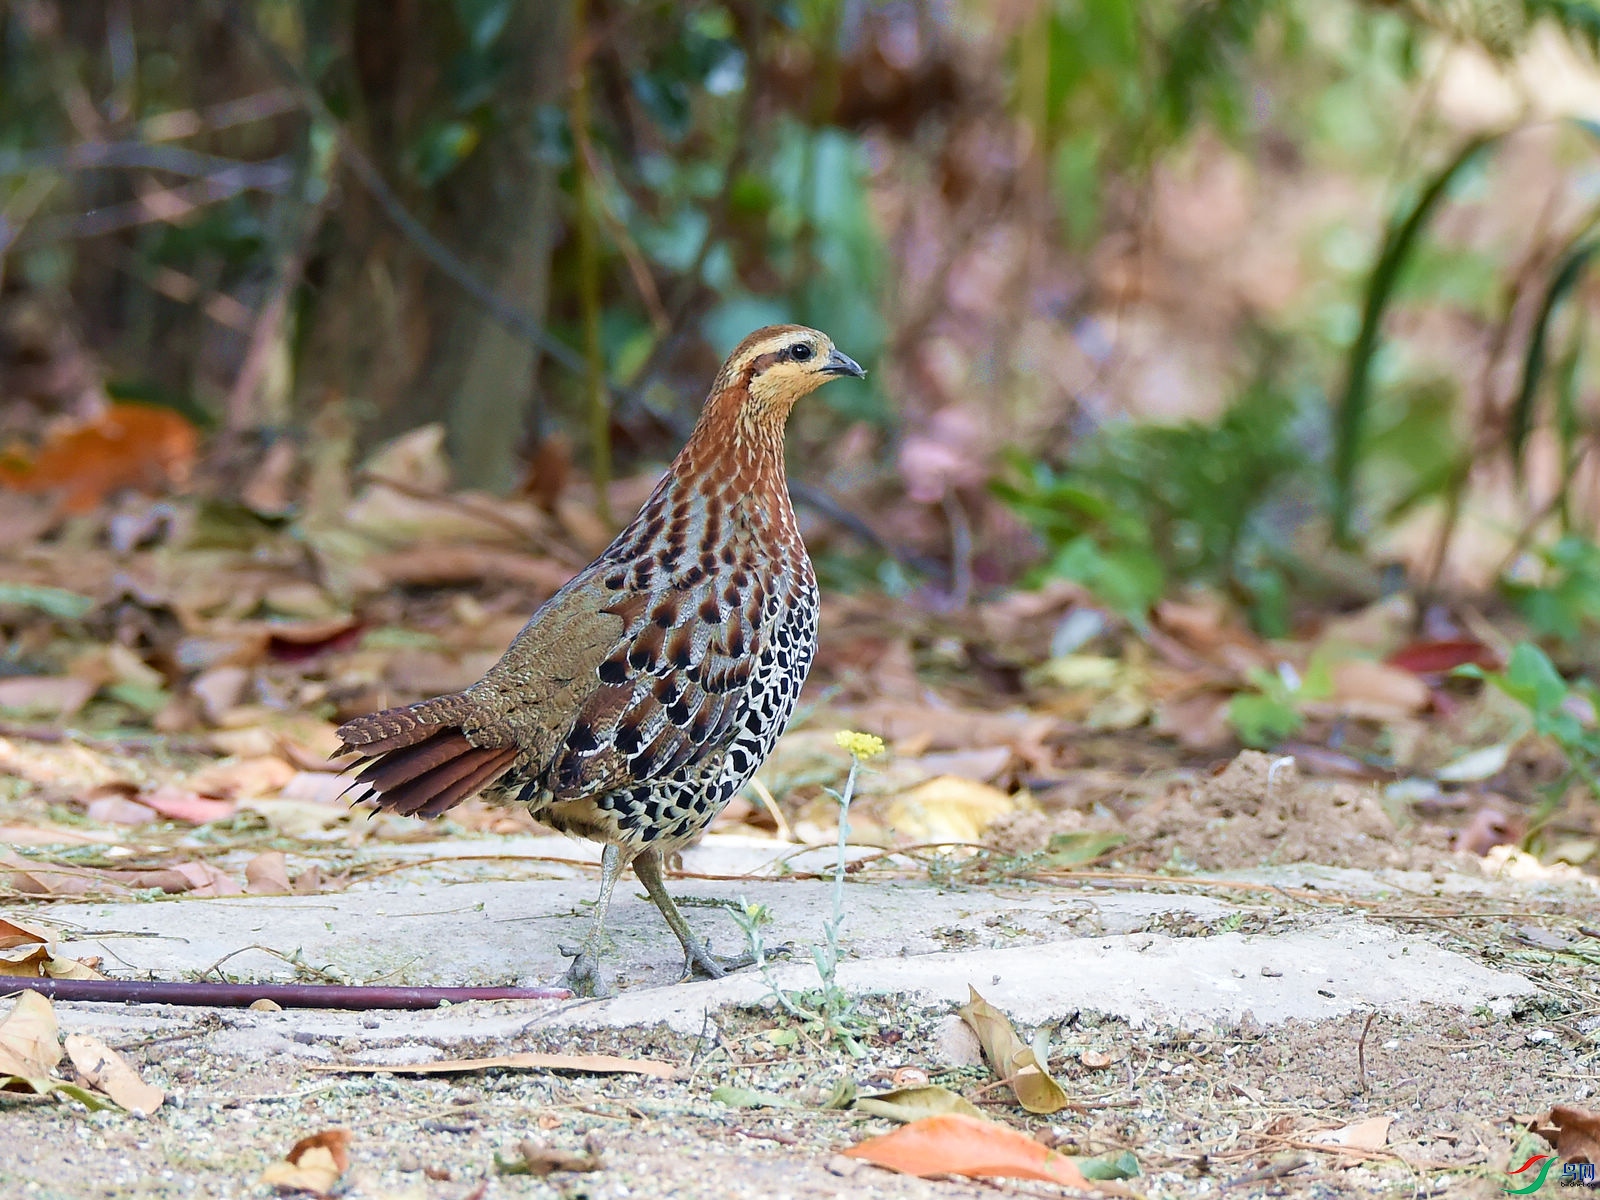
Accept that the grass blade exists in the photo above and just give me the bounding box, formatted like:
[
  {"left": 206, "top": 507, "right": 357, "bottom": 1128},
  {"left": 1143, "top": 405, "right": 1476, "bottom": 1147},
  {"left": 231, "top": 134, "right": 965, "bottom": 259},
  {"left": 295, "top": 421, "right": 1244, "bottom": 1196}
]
[
  {"left": 1510, "top": 239, "right": 1597, "bottom": 476},
  {"left": 1331, "top": 133, "right": 1497, "bottom": 544}
]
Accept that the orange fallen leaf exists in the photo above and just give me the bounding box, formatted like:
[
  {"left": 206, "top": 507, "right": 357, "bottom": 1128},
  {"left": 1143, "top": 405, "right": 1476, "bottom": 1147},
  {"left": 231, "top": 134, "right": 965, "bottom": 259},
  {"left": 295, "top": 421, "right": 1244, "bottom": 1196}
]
[
  {"left": 0, "top": 402, "right": 196, "bottom": 513},
  {"left": 843, "top": 1112, "right": 1088, "bottom": 1187},
  {"left": 260, "top": 1128, "right": 351, "bottom": 1197},
  {"left": 307, "top": 1052, "right": 678, "bottom": 1079}
]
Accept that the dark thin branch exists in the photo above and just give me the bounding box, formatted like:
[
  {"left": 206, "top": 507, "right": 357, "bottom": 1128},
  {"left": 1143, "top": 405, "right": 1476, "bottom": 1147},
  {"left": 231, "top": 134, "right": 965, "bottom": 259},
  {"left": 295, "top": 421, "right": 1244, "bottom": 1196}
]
[
  {"left": 5, "top": 977, "right": 569, "bottom": 1009},
  {"left": 0, "top": 143, "right": 294, "bottom": 182}
]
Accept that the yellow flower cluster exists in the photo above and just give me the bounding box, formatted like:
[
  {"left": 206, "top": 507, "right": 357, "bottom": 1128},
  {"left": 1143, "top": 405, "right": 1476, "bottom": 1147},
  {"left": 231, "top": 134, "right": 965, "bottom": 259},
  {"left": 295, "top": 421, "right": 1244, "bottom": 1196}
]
[{"left": 834, "top": 730, "right": 886, "bottom": 761}]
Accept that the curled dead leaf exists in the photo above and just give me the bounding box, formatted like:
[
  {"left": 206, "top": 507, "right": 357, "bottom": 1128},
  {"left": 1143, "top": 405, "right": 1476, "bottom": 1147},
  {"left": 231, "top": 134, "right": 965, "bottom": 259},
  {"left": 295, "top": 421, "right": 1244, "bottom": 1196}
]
[
  {"left": 0, "top": 989, "right": 61, "bottom": 1081},
  {"left": 1531, "top": 1105, "right": 1600, "bottom": 1164},
  {"left": 260, "top": 1128, "right": 352, "bottom": 1198},
  {"left": 957, "top": 986, "right": 1070, "bottom": 1114}
]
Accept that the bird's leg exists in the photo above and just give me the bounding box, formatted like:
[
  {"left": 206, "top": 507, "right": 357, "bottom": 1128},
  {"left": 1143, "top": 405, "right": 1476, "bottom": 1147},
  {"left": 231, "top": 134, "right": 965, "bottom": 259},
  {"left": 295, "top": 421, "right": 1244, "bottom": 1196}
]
[
  {"left": 559, "top": 844, "right": 629, "bottom": 997},
  {"left": 633, "top": 848, "right": 758, "bottom": 982}
]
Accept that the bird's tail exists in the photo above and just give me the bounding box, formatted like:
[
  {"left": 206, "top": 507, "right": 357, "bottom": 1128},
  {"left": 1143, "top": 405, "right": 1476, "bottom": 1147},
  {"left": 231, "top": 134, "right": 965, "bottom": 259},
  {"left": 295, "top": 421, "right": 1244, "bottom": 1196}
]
[{"left": 336, "top": 695, "right": 518, "bottom": 818}]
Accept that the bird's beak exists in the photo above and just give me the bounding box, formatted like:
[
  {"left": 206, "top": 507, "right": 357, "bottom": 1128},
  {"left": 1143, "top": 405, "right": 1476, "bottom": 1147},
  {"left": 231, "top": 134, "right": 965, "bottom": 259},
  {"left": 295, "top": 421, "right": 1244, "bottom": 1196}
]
[{"left": 821, "top": 348, "right": 866, "bottom": 379}]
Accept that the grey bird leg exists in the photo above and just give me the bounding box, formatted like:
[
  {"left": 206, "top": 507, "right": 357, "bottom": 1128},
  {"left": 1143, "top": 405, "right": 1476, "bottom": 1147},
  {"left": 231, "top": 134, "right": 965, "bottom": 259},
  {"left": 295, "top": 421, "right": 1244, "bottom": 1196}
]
[
  {"left": 559, "top": 844, "right": 629, "bottom": 997},
  {"left": 633, "top": 848, "right": 757, "bottom": 982}
]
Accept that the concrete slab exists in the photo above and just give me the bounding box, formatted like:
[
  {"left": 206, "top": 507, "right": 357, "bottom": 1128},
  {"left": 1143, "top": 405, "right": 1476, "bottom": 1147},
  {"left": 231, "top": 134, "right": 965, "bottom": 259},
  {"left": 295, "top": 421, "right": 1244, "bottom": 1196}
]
[{"left": 12, "top": 835, "right": 1545, "bottom": 1054}]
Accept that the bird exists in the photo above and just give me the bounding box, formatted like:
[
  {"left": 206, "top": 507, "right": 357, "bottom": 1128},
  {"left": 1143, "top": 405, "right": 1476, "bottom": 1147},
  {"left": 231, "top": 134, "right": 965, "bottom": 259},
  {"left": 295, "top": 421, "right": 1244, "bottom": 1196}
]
[{"left": 336, "top": 325, "right": 865, "bottom": 994}]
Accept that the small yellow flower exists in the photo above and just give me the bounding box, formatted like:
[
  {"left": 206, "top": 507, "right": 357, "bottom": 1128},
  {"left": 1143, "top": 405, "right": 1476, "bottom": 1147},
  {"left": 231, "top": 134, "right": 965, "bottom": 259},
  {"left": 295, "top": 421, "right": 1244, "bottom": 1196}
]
[{"left": 834, "top": 730, "right": 886, "bottom": 761}]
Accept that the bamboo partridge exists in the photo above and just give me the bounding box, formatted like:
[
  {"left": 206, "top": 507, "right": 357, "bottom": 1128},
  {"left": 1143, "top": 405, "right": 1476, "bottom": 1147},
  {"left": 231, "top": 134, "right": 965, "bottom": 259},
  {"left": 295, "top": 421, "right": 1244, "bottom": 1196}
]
[{"left": 336, "top": 326, "right": 865, "bottom": 993}]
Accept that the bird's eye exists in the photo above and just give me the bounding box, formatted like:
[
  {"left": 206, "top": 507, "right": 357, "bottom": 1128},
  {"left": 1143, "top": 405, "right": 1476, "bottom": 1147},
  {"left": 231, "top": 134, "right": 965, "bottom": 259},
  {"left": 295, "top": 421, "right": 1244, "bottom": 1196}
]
[{"left": 789, "top": 343, "right": 814, "bottom": 362}]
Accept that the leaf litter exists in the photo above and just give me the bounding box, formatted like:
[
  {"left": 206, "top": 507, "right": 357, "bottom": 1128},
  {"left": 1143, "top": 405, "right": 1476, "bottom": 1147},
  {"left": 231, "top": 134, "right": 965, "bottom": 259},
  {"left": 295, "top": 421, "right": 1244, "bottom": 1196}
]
[{"left": 0, "top": 398, "right": 1596, "bottom": 1197}]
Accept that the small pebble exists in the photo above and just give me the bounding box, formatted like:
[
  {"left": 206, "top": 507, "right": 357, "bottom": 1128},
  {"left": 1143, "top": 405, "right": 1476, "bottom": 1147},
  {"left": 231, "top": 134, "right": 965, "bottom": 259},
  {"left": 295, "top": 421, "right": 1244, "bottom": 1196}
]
[
  {"left": 248, "top": 998, "right": 282, "bottom": 1012},
  {"left": 1079, "top": 1049, "right": 1111, "bottom": 1070},
  {"left": 362, "top": 1019, "right": 380, "bottom": 1029},
  {"left": 825, "top": 1155, "right": 860, "bottom": 1178},
  {"left": 396, "top": 1152, "right": 422, "bottom": 1173},
  {"left": 291, "top": 1031, "right": 315, "bottom": 1045}
]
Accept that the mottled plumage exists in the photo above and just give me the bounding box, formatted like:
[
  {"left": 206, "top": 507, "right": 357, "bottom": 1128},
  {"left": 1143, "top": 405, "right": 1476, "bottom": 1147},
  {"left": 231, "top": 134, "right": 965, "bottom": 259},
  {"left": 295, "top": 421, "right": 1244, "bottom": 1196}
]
[{"left": 336, "top": 325, "right": 864, "bottom": 992}]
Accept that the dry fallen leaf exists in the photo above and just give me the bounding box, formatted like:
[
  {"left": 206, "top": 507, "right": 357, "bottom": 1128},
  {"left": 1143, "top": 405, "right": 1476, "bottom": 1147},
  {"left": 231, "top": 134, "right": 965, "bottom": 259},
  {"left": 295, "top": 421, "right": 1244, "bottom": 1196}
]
[
  {"left": 1532, "top": 1105, "right": 1600, "bottom": 1163},
  {"left": 885, "top": 776, "right": 1020, "bottom": 843},
  {"left": 843, "top": 1112, "right": 1088, "bottom": 1187},
  {"left": 308, "top": 1052, "right": 678, "bottom": 1079},
  {"left": 1311, "top": 1115, "right": 1391, "bottom": 1151},
  {"left": 957, "top": 986, "right": 1070, "bottom": 1114},
  {"left": 260, "top": 1128, "right": 352, "bottom": 1197},
  {"left": 0, "top": 989, "right": 62, "bottom": 1080},
  {"left": 0, "top": 917, "right": 56, "bottom": 950},
  {"left": 854, "top": 1085, "right": 985, "bottom": 1123},
  {"left": 64, "top": 1032, "right": 164, "bottom": 1115},
  {"left": 246, "top": 851, "right": 295, "bottom": 896},
  {"left": 498, "top": 1137, "right": 603, "bottom": 1177},
  {"left": 0, "top": 941, "right": 105, "bottom": 980}
]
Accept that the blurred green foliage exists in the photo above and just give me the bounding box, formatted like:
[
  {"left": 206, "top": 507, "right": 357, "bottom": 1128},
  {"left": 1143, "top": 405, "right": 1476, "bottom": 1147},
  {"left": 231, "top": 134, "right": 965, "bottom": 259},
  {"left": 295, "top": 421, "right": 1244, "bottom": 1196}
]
[{"left": 995, "top": 384, "right": 1310, "bottom": 633}]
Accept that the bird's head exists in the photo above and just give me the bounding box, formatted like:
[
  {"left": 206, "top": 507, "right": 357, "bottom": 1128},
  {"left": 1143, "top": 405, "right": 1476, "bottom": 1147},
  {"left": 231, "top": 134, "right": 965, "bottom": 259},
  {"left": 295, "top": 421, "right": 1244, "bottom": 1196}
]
[{"left": 712, "top": 324, "right": 866, "bottom": 419}]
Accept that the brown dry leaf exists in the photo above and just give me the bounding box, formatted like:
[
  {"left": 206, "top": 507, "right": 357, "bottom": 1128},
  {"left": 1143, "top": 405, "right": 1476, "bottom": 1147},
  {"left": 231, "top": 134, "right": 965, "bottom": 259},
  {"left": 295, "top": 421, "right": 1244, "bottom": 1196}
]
[
  {"left": 0, "top": 823, "right": 109, "bottom": 847},
  {"left": 885, "top": 776, "right": 1020, "bottom": 843},
  {"left": 0, "top": 918, "right": 55, "bottom": 950},
  {"left": 308, "top": 1052, "right": 678, "bottom": 1079},
  {"left": 843, "top": 1112, "right": 1088, "bottom": 1187},
  {"left": 1533, "top": 1105, "right": 1600, "bottom": 1163},
  {"left": 0, "top": 942, "right": 104, "bottom": 980},
  {"left": 63, "top": 1032, "right": 164, "bottom": 1115},
  {"left": 259, "top": 1128, "right": 352, "bottom": 1197},
  {"left": 1311, "top": 1115, "right": 1391, "bottom": 1150},
  {"left": 0, "top": 676, "right": 96, "bottom": 718},
  {"left": 186, "top": 755, "right": 296, "bottom": 799},
  {"left": 957, "top": 986, "right": 1070, "bottom": 1114},
  {"left": 364, "top": 545, "right": 574, "bottom": 595},
  {"left": 0, "top": 990, "right": 62, "bottom": 1080},
  {"left": 502, "top": 1138, "right": 603, "bottom": 1177},
  {"left": 246, "top": 851, "right": 295, "bottom": 895},
  {"left": 854, "top": 1085, "right": 985, "bottom": 1123},
  {"left": 138, "top": 786, "right": 236, "bottom": 824},
  {"left": 85, "top": 794, "right": 159, "bottom": 825},
  {"left": 834, "top": 702, "right": 1055, "bottom": 753},
  {"left": 1321, "top": 659, "right": 1430, "bottom": 720}
]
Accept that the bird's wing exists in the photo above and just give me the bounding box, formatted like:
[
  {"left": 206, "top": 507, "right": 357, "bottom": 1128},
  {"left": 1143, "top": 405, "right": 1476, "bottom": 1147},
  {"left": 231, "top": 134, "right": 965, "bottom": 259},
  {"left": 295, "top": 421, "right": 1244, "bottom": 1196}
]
[{"left": 538, "top": 560, "right": 772, "bottom": 800}]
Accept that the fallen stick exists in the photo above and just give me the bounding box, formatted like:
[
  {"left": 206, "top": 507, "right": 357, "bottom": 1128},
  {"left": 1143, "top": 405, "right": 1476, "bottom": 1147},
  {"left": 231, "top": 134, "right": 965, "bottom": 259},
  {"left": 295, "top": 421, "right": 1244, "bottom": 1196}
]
[{"left": 2, "top": 978, "right": 571, "bottom": 1009}]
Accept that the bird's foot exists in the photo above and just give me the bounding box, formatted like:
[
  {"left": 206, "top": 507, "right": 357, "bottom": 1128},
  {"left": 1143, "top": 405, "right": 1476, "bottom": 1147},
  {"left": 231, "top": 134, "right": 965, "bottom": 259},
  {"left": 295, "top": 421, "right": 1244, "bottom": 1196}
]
[
  {"left": 677, "top": 939, "right": 792, "bottom": 983},
  {"left": 558, "top": 941, "right": 614, "bottom": 999}
]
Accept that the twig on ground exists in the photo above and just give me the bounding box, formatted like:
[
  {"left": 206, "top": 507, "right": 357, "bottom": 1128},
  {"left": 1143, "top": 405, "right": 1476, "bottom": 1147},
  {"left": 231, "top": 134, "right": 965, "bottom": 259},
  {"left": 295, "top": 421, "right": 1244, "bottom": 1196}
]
[
  {"left": 1221, "top": 1156, "right": 1310, "bottom": 1188},
  {"left": 2, "top": 978, "right": 570, "bottom": 1008},
  {"left": 1357, "top": 1010, "right": 1378, "bottom": 1093}
]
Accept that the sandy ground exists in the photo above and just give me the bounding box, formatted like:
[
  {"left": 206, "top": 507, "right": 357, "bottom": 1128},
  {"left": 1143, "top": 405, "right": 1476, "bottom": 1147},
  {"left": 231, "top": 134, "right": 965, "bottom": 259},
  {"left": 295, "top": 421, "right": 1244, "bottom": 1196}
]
[{"left": 3, "top": 756, "right": 1598, "bottom": 1198}]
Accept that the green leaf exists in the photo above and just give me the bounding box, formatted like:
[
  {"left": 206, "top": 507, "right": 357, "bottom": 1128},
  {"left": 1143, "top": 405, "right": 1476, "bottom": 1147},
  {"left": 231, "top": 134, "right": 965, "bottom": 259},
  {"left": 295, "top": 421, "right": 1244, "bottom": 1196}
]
[
  {"left": 710, "top": 1085, "right": 793, "bottom": 1109},
  {"left": 0, "top": 584, "right": 95, "bottom": 620},
  {"left": 1228, "top": 691, "right": 1304, "bottom": 748},
  {"left": 1079, "top": 1149, "right": 1141, "bottom": 1180}
]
